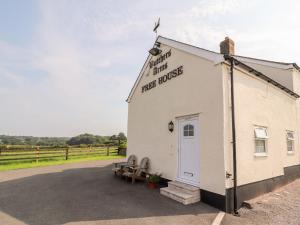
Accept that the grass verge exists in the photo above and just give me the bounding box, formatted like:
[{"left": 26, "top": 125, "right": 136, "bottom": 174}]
[{"left": 0, "top": 155, "right": 125, "bottom": 171}]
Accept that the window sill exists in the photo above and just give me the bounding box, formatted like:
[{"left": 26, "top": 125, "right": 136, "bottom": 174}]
[
  {"left": 287, "top": 151, "right": 294, "bottom": 155},
  {"left": 254, "top": 152, "right": 268, "bottom": 157}
]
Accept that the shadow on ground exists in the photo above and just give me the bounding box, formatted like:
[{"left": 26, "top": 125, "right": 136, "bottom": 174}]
[{"left": 0, "top": 164, "right": 217, "bottom": 225}]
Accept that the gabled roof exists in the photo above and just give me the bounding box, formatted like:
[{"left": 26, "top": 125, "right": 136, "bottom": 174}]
[
  {"left": 224, "top": 55, "right": 299, "bottom": 98},
  {"left": 156, "top": 36, "right": 224, "bottom": 63},
  {"left": 126, "top": 36, "right": 224, "bottom": 102},
  {"left": 235, "top": 55, "right": 300, "bottom": 72},
  {"left": 127, "top": 36, "right": 299, "bottom": 102},
  {"left": 126, "top": 54, "right": 151, "bottom": 103}
]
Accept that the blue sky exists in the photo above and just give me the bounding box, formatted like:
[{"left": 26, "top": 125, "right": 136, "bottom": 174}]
[{"left": 1, "top": 0, "right": 300, "bottom": 137}]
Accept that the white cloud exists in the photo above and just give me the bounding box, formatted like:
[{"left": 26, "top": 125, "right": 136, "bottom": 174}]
[
  {"left": 1, "top": 0, "right": 300, "bottom": 136},
  {"left": 189, "top": 0, "right": 239, "bottom": 17},
  {"left": 154, "top": 0, "right": 243, "bottom": 51},
  {"left": 0, "top": 67, "right": 23, "bottom": 83}
]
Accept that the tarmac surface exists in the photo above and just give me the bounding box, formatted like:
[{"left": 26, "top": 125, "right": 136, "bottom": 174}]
[{"left": 0, "top": 159, "right": 218, "bottom": 225}]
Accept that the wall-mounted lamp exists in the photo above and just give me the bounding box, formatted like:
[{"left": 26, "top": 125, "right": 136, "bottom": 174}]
[
  {"left": 149, "top": 47, "right": 161, "bottom": 56},
  {"left": 168, "top": 121, "right": 174, "bottom": 132},
  {"left": 149, "top": 42, "right": 162, "bottom": 56}
]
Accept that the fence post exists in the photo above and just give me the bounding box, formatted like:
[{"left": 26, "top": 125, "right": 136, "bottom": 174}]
[
  {"left": 107, "top": 146, "right": 109, "bottom": 156},
  {"left": 36, "top": 146, "right": 40, "bottom": 163},
  {"left": 65, "top": 146, "right": 69, "bottom": 160}
]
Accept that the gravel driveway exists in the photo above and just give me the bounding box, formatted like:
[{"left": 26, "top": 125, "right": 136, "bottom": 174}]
[
  {"left": 0, "top": 160, "right": 218, "bottom": 225},
  {"left": 223, "top": 179, "right": 300, "bottom": 225}
]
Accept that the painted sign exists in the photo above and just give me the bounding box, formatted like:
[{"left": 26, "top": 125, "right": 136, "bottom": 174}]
[
  {"left": 142, "top": 49, "right": 183, "bottom": 93},
  {"left": 150, "top": 49, "right": 171, "bottom": 75},
  {"left": 142, "top": 66, "right": 183, "bottom": 93}
]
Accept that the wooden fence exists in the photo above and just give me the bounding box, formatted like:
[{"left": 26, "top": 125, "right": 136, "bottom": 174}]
[{"left": 0, "top": 146, "right": 119, "bottom": 164}]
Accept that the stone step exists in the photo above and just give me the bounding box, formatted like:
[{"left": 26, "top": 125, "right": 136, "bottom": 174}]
[
  {"left": 160, "top": 187, "right": 200, "bottom": 205},
  {"left": 168, "top": 181, "right": 200, "bottom": 196}
]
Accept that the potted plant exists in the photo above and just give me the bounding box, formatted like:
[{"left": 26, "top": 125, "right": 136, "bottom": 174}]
[{"left": 146, "top": 173, "right": 161, "bottom": 189}]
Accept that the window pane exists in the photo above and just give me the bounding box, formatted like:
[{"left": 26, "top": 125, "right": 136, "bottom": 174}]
[
  {"left": 287, "top": 140, "right": 294, "bottom": 152},
  {"left": 255, "top": 127, "right": 268, "bottom": 139},
  {"left": 184, "top": 125, "right": 189, "bottom": 132},
  {"left": 287, "top": 131, "right": 294, "bottom": 140},
  {"left": 183, "top": 124, "right": 194, "bottom": 137},
  {"left": 189, "top": 130, "right": 194, "bottom": 136},
  {"left": 255, "top": 140, "right": 266, "bottom": 153}
]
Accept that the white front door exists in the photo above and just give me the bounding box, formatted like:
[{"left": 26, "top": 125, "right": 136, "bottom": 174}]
[{"left": 177, "top": 116, "right": 200, "bottom": 186}]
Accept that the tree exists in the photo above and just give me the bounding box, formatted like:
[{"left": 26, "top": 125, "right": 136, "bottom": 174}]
[
  {"left": 67, "top": 133, "right": 97, "bottom": 146},
  {"left": 118, "top": 132, "right": 127, "bottom": 141},
  {"left": 108, "top": 132, "right": 127, "bottom": 146},
  {"left": 109, "top": 135, "right": 117, "bottom": 141}
]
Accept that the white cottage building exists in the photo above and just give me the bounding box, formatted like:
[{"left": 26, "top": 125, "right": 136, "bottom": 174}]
[{"left": 126, "top": 36, "right": 300, "bottom": 213}]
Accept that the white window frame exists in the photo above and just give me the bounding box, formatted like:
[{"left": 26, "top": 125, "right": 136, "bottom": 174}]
[
  {"left": 286, "top": 130, "right": 295, "bottom": 155},
  {"left": 254, "top": 126, "right": 268, "bottom": 157},
  {"left": 183, "top": 124, "right": 194, "bottom": 138}
]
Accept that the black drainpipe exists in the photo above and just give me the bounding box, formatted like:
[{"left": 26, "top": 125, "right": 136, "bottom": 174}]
[{"left": 226, "top": 55, "right": 238, "bottom": 215}]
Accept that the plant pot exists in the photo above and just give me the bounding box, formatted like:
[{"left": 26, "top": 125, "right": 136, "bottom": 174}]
[{"left": 147, "top": 182, "right": 157, "bottom": 189}]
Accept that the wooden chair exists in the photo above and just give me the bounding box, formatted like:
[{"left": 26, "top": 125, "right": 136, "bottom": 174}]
[
  {"left": 112, "top": 154, "right": 136, "bottom": 175},
  {"left": 123, "top": 157, "right": 150, "bottom": 184}
]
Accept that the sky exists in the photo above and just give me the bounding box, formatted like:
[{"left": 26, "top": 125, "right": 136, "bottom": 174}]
[{"left": 1, "top": 0, "right": 300, "bottom": 137}]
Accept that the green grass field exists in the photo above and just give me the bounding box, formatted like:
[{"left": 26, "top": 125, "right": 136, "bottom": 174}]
[
  {"left": 0, "top": 154, "right": 125, "bottom": 171},
  {"left": 0, "top": 146, "right": 125, "bottom": 171}
]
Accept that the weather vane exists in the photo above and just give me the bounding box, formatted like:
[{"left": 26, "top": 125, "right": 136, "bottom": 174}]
[
  {"left": 153, "top": 17, "right": 160, "bottom": 38},
  {"left": 149, "top": 17, "right": 162, "bottom": 56}
]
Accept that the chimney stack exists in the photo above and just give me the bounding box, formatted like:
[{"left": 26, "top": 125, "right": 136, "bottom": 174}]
[{"left": 220, "top": 37, "right": 235, "bottom": 55}]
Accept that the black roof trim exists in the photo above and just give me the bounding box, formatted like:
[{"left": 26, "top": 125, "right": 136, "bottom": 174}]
[
  {"left": 224, "top": 55, "right": 300, "bottom": 98},
  {"left": 292, "top": 63, "right": 300, "bottom": 71}
]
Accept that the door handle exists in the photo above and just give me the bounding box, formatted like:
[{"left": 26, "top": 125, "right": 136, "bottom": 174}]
[{"left": 184, "top": 172, "right": 194, "bottom": 177}]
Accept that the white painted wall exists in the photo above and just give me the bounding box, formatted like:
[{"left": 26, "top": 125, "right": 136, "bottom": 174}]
[
  {"left": 224, "top": 65, "right": 300, "bottom": 187},
  {"left": 293, "top": 69, "right": 300, "bottom": 95},
  {"left": 127, "top": 41, "right": 300, "bottom": 194},
  {"left": 127, "top": 44, "right": 226, "bottom": 195},
  {"left": 242, "top": 61, "right": 294, "bottom": 92}
]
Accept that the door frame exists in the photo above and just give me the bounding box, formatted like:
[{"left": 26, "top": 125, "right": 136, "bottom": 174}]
[{"left": 176, "top": 115, "right": 200, "bottom": 187}]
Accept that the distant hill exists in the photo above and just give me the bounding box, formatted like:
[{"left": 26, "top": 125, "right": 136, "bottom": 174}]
[
  {"left": 0, "top": 132, "right": 126, "bottom": 147},
  {"left": 0, "top": 135, "right": 69, "bottom": 146}
]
